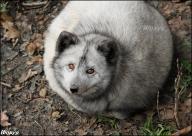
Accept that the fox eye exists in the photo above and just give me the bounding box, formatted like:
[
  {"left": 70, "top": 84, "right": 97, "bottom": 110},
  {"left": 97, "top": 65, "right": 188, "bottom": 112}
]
[
  {"left": 68, "top": 63, "right": 75, "bottom": 70},
  {"left": 86, "top": 68, "right": 95, "bottom": 74}
]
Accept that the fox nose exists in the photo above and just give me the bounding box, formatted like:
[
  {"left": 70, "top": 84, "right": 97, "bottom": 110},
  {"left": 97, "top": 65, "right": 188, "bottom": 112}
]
[{"left": 70, "top": 86, "right": 79, "bottom": 93}]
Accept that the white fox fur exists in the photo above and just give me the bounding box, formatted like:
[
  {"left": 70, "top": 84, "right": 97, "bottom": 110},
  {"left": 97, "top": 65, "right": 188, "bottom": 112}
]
[{"left": 44, "top": 1, "right": 173, "bottom": 119}]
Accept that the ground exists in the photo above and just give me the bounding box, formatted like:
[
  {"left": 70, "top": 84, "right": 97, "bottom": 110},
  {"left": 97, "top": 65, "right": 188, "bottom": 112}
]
[{"left": 0, "top": 1, "right": 191, "bottom": 135}]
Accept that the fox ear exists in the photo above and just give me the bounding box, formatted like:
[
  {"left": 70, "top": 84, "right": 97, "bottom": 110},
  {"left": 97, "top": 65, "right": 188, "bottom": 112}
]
[
  {"left": 97, "top": 39, "right": 119, "bottom": 65},
  {"left": 56, "top": 31, "right": 79, "bottom": 54}
]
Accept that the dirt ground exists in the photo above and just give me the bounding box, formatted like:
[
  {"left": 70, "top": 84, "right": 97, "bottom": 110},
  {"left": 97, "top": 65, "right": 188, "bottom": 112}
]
[{"left": 1, "top": 1, "right": 191, "bottom": 135}]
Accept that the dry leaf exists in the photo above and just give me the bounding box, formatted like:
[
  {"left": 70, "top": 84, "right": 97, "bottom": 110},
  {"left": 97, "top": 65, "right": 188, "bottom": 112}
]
[
  {"left": 26, "top": 40, "right": 43, "bottom": 56},
  {"left": 26, "top": 55, "right": 43, "bottom": 65},
  {"left": 1, "top": 111, "right": 11, "bottom": 127},
  {"left": 26, "top": 42, "right": 38, "bottom": 56},
  {"left": 52, "top": 111, "right": 61, "bottom": 120},
  {"left": 18, "top": 69, "right": 38, "bottom": 83},
  {"left": 160, "top": 109, "right": 174, "bottom": 120},
  {"left": 94, "top": 127, "right": 104, "bottom": 135},
  {"left": 15, "top": 13, "right": 32, "bottom": 42},
  {"left": 89, "top": 117, "right": 96, "bottom": 128},
  {"left": 172, "top": 0, "right": 182, "bottom": 3},
  {"left": 177, "top": 5, "right": 186, "bottom": 13},
  {"left": 119, "top": 120, "right": 132, "bottom": 130},
  {"left": 2, "top": 22, "right": 20, "bottom": 40},
  {"left": 12, "top": 84, "right": 24, "bottom": 92},
  {"left": 26, "top": 33, "right": 43, "bottom": 56},
  {"left": 172, "top": 125, "right": 192, "bottom": 136},
  {"left": 0, "top": 12, "right": 13, "bottom": 21},
  {"left": 0, "top": 12, "right": 20, "bottom": 41},
  {"left": 180, "top": 96, "right": 192, "bottom": 113},
  {"left": 39, "top": 88, "right": 47, "bottom": 98},
  {"left": 75, "top": 127, "right": 88, "bottom": 136}
]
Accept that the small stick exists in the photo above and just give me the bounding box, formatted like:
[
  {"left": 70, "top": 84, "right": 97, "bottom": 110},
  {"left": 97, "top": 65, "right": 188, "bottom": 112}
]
[
  {"left": 22, "top": 1, "right": 48, "bottom": 7},
  {"left": 0, "top": 82, "right": 11, "bottom": 88},
  {"left": 34, "top": 120, "right": 45, "bottom": 135},
  {"left": 68, "top": 105, "right": 81, "bottom": 119},
  {"left": 171, "top": 125, "right": 192, "bottom": 136},
  {"left": 174, "top": 59, "right": 182, "bottom": 128},
  {"left": 156, "top": 90, "right": 160, "bottom": 118},
  {"left": 12, "top": 86, "right": 24, "bottom": 92},
  {"left": 2, "top": 64, "right": 21, "bottom": 76}
]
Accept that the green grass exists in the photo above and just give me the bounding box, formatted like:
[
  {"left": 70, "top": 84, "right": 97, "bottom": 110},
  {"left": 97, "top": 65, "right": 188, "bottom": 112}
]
[
  {"left": 180, "top": 40, "right": 191, "bottom": 88},
  {"left": 111, "top": 131, "right": 121, "bottom": 136},
  {"left": 179, "top": 59, "right": 192, "bottom": 101},
  {"left": 180, "top": 59, "right": 192, "bottom": 88},
  {"left": 140, "top": 116, "right": 173, "bottom": 136},
  {"left": 96, "top": 114, "right": 119, "bottom": 129},
  {"left": 0, "top": 1, "right": 8, "bottom": 12},
  {"left": 181, "top": 39, "right": 191, "bottom": 50}
]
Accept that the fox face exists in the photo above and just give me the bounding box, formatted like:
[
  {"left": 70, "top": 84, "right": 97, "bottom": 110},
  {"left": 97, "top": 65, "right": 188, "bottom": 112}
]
[{"left": 52, "top": 31, "right": 119, "bottom": 98}]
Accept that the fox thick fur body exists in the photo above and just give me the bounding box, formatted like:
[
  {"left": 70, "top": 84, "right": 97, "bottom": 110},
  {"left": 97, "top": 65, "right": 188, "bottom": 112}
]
[{"left": 44, "top": 1, "right": 173, "bottom": 119}]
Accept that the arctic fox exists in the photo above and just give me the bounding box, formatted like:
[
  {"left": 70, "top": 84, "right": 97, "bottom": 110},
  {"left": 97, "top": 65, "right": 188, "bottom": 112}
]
[{"left": 44, "top": 1, "right": 173, "bottom": 119}]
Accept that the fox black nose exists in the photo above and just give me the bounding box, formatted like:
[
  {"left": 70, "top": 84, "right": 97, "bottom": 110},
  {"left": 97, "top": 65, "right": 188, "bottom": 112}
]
[{"left": 70, "top": 86, "right": 79, "bottom": 93}]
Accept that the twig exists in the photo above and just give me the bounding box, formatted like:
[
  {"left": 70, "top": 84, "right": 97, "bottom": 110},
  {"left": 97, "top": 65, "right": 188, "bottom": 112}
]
[
  {"left": 178, "top": 86, "right": 185, "bottom": 97},
  {"left": 156, "top": 90, "right": 160, "bottom": 119},
  {"left": 13, "top": 38, "right": 19, "bottom": 47},
  {"left": 12, "top": 86, "right": 24, "bottom": 92},
  {"left": 22, "top": 1, "right": 48, "bottom": 7},
  {"left": 68, "top": 105, "right": 82, "bottom": 119},
  {"left": 34, "top": 120, "right": 45, "bottom": 135},
  {"left": 0, "top": 82, "right": 11, "bottom": 88},
  {"left": 2, "top": 64, "right": 22, "bottom": 76},
  {"left": 174, "top": 58, "right": 182, "bottom": 129},
  {"left": 171, "top": 125, "right": 192, "bottom": 136},
  {"left": 174, "top": 80, "right": 180, "bottom": 128},
  {"left": 34, "top": 120, "right": 43, "bottom": 129}
]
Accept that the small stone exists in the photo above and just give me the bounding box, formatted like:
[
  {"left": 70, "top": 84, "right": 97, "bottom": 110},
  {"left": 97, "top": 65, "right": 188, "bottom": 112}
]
[{"left": 39, "top": 88, "right": 47, "bottom": 98}]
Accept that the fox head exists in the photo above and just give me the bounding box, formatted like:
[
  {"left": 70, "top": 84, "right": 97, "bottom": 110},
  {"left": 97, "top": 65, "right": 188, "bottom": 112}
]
[{"left": 52, "top": 31, "right": 119, "bottom": 98}]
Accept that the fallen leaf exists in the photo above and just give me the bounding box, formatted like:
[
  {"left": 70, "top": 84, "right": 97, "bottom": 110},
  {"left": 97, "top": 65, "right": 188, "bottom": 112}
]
[
  {"left": 25, "top": 34, "right": 43, "bottom": 56},
  {"left": 94, "top": 127, "right": 104, "bottom": 135},
  {"left": 160, "top": 109, "right": 174, "bottom": 120},
  {"left": 0, "top": 12, "right": 12, "bottom": 21},
  {"left": 32, "top": 64, "right": 43, "bottom": 74},
  {"left": 0, "top": 12, "right": 20, "bottom": 41},
  {"left": 119, "top": 120, "right": 132, "bottom": 130},
  {"left": 14, "top": 111, "right": 23, "bottom": 118},
  {"left": 52, "top": 111, "right": 61, "bottom": 120},
  {"left": 185, "top": 1, "right": 192, "bottom": 6},
  {"left": 89, "top": 117, "right": 96, "bottom": 128},
  {"left": 26, "top": 61, "right": 33, "bottom": 65},
  {"left": 26, "top": 42, "right": 38, "bottom": 56},
  {"left": 15, "top": 13, "right": 32, "bottom": 42},
  {"left": 1, "top": 111, "right": 11, "bottom": 127},
  {"left": 2, "top": 22, "right": 20, "bottom": 40},
  {"left": 26, "top": 55, "right": 43, "bottom": 65},
  {"left": 178, "top": 111, "right": 191, "bottom": 127},
  {"left": 39, "top": 88, "right": 47, "bottom": 98},
  {"left": 172, "top": 0, "right": 182, "bottom": 3},
  {"left": 75, "top": 127, "right": 88, "bottom": 136},
  {"left": 51, "top": 111, "right": 66, "bottom": 121},
  {"left": 12, "top": 84, "right": 24, "bottom": 92},
  {"left": 172, "top": 125, "right": 192, "bottom": 136},
  {"left": 18, "top": 69, "right": 38, "bottom": 83},
  {"left": 177, "top": 5, "right": 186, "bottom": 13},
  {"left": 180, "top": 97, "right": 192, "bottom": 113}
]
